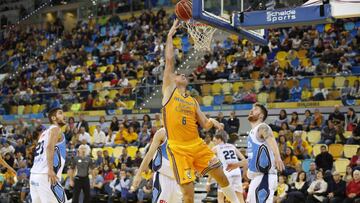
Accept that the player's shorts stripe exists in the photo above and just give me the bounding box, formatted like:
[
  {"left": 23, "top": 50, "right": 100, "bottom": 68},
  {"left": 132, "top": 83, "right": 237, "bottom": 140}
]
[
  {"left": 200, "top": 160, "right": 222, "bottom": 176},
  {"left": 50, "top": 181, "right": 66, "bottom": 203},
  {"left": 255, "top": 174, "right": 270, "bottom": 203},
  {"left": 167, "top": 146, "right": 181, "bottom": 184},
  {"left": 152, "top": 172, "right": 161, "bottom": 203}
]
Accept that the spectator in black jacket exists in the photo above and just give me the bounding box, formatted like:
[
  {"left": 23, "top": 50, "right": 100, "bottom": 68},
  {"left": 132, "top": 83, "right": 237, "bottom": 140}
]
[
  {"left": 323, "top": 171, "right": 346, "bottom": 203},
  {"left": 76, "top": 114, "right": 89, "bottom": 132},
  {"left": 286, "top": 171, "right": 309, "bottom": 203},
  {"left": 319, "top": 120, "right": 337, "bottom": 145},
  {"left": 315, "top": 146, "right": 334, "bottom": 173},
  {"left": 227, "top": 111, "right": 240, "bottom": 134}
]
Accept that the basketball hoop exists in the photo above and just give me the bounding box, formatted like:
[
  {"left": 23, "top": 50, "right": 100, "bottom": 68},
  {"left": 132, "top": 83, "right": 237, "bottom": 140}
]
[{"left": 183, "top": 20, "right": 217, "bottom": 52}]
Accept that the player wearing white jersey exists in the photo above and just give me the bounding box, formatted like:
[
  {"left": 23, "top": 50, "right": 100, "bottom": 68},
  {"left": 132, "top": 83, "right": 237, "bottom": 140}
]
[
  {"left": 227, "top": 104, "right": 284, "bottom": 203},
  {"left": 207, "top": 131, "right": 247, "bottom": 203},
  {"left": 30, "top": 106, "right": 67, "bottom": 203},
  {"left": 131, "top": 128, "right": 182, "bottom": 203}
]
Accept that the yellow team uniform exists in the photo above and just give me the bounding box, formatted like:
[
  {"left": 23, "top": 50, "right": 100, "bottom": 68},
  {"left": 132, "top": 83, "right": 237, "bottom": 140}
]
[{"left": 163, "top": 88, "right": 220, "bottom": 184}]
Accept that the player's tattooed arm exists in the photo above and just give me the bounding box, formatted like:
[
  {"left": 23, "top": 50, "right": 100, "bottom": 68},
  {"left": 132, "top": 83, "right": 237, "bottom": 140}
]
[{"left": 257, "top": 123, "right": 273, "bottom": 141}]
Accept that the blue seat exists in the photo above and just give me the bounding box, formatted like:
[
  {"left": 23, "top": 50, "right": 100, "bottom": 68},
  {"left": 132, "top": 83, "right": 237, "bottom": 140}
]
[
  {"left": 290, "top": 58, "right": 300, "bottom": 68},
  {"left": 84, "top": 46, "right": 93, "bottom": 53},
  {"left": 352, "top": 66, "right": 360, "bottom": 74},
  {"left": 299, "top": 78, "right": 311, "bottom": 88},
  {"left": 106, "top": 56, "right": 115, "bottom": 65},
  {"left": 355, "top": 21, "right": 360, "bottom": 28},
  {"left": 344, "top": 22, "right": 355, "bottom": 31},
  {"left": 267, "top": 51, "right": 277, "bottom": 62},
  {"left": 100, "top": 27, "right": 107, "bottom": 37},
  {"left": 316, "top": 24, "right": 325, "bottom": 33},
  {"left": 302, "top": 159, "right": 314, "bottom": 173},
  {"left": 213, "top": 95, "right": 225, "bottom": 105},
  {"left": 312, "top": 57, "right": 320, "bottom": 66}
]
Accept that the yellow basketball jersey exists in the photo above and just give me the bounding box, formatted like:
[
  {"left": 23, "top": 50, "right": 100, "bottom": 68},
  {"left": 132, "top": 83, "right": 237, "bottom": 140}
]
[{"left": 163, "top": 88, "right": 199, "bottom": 142}]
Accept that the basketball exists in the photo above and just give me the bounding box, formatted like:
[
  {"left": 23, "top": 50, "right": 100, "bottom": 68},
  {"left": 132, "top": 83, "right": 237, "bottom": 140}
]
[{"left": 175, "top": 0, "right": 192, "bottom": 21}]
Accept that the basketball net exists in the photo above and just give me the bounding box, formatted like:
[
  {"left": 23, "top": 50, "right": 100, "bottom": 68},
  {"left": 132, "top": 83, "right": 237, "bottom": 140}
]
[{"left": 183, "top": 19, "right": 217, "bottom": 52}]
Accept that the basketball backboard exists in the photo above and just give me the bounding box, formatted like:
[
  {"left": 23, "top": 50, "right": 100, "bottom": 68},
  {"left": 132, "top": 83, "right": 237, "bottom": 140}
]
[{"left": 193, "top": 0, "right": 360, "bottom": 44}]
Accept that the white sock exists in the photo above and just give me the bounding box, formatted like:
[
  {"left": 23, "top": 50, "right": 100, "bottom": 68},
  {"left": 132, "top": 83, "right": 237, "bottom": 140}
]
[{"left": 221, "top": 185, "right": 240, "bottom": 203}]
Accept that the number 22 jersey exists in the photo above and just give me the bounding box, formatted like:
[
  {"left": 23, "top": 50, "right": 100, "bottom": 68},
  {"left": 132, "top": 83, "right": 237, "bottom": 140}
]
[
  {"left": 214, "top": 143, "right": 242, "bottom": 177},
  {"left": 31, "top": 125, "right": 66, "bottom": 179}
]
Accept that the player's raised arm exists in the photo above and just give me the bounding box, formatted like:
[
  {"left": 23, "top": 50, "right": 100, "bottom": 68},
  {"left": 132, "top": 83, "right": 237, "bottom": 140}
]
[
  {"left": 162, "top": 19, "right": 180, "bottom": 104},
  {"left": 194, "top": 100, "right": 224, "bottom": 131},
  {"left": 131, "top": 128, "right": 166, "bottom": 191},
  {"left": 47, "top": 127, "right": 61, "bottom": 185},
  {"left": 258, "top": 123, "right": 285, "bottom": 172}
]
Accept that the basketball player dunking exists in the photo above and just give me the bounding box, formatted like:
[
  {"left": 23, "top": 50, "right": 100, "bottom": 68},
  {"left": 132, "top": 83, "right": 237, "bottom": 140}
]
[
  {"left": 227, "top": 104, "right": 285, "bottom": 203},
  {"left": 30, "top": 106, "right": 67, "bottom": 203},
  {"left": 162, "top": 19, "right": 240, "bottom": 203}
]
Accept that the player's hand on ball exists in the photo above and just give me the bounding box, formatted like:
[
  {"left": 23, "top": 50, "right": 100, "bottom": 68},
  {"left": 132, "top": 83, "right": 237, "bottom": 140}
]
[
  {"left": 226, "top": 162, "right": 240, "bottom": 172},
  {"left": 48, "top": 169, "right": 58, "bottom": 185},
  {"left": 168, "top": 19, "right": 180, "bottom": 38},
  {"left": 275, "top": 157, "right": 285, "bottom": 172}
]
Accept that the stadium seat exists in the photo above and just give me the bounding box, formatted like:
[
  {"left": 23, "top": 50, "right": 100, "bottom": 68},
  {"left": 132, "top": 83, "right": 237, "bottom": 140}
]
[
  {"left": 307, "top": 131, "right": 321, "bottom": 144},
  {"left": 109, "top": 89, "right": 118, "bottom": 99},
  {"left": 328, "top": 144, "right": 344, "bottom": 159},
  {"left": 17, "top": 105, "right": 25, "bottom": 115},
  {"left": 202, "top": 96, "right": 214, "bottom": 106},
  {"left": 89, "top": 125, "right": 96, "bottom": 137},
  {"left": 24, "top": 105, "right": 32, "bottom": 114},
  {"left": 278, "top": 60, "right": 289, "bottom": 69},
  {"left": 92, "top": 148, "right": 103, "bottom": 159},
  {"left": 224, "top": 95, "right": 233, "bottom": 104},
  {"left": 70, "top": 103, "right": 81, "bottom": 112},
  {"left": 257, "top": 92, "right": 269, "bottom": 104},
  {"left": 297, "top": 50, "right": 308, "bottom": 59},
  {"left": 243, "top": 81, "right": 254, "bottom": 91},
  {"left": 310, "top": 77, "right": 322, "bottom": 89},
  {"left": 347, "top": 76, "right": 358, "bottom": 86},
  {"left": 323, "top": 77, "right": 334, "bottom": 89},
  {"left": 251, "top": 71, "right": 260, "bottom": 80},
  {"left": 302, "top": 159, "right": 314, "bottom": 173},
  {"left": 300, "top": 58, "right": 311, "bottom": 67},
  {"left": 201, "top": 84, "right": 212, "bottom": 96},
  {"left": 213, "top": 95, "right": 225, "bottom": 105},
  {"left": 276, "top": 51, "right": 288, "bottom": 61},
  {"left": 299, "top": 78, "right": 311, "bottom": 88},
  {"left": 254, "top": 80, "right": 263, "bottom": 92},
  {"left": 232, "top": 82, "right": 243, "bottom": 93},
  {"left": 129, "top": 80, "right": 138, "bottom": 88},
  {"left": 273, "top": 131, "right": 279, "bottom": 139},
  {"left": 194, "top": 95, "right": 203, "bottom": 105},
  {"left": 124, "top": 100, "right": 135, "bottom": 110},
  {"left": 10, "top": 106, "right": 17, "bottom": 115},
  {"left": 102, "top": 81, "right": 111, "bottom": 88},
  {"left": 344, "top": 131, "right": 353, "bottom": 139},
  {"left": 127, "top": 146, "right": 139, "bottom": 159},
  {"left": 39, "top": 104, "right": 47, "bottom": 113},
  {"left": 334, "top": 76, "right": 346, "bottom": 89},
  {"left": 103, "top": 147, "right": 114, "bottom": 156},
  {"left": 113, "top": 146, "right": 124, "bottom": 158},
  {"left": 344, "top": 145, "right": 359, "bottom": 158},
  {"left": 334, "top": 158, "right": 350, "bottom": 176},
  {"left": 313, "top": 144, "right": 327, "bottom": 157},
  {"left": 211, "top": 83, "right": 222, "bottom": 95},
  {"left": 222, "top": 83, "right": 232, "bottom": 95},
  {"left": 268, "top": 91, "right": 276, "bottom": 103},
  {"left": 32, "top": 104, "right": 40, "bottom": 114},
  {"left": 327, "top": 91, "right": 341, "bottom": 100},
  {"left": 301, "top": 131, "right": 308, "bottom": 141}
]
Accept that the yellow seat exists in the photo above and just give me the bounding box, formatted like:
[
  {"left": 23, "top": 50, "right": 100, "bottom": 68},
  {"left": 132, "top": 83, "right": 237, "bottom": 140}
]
[
  {"left": 109, "top": 89, "right": 118, "bottom": 99},
  {"left": 194, "top": 95, "right": 203, "bottom": 105},
  {"left": 251, "top": 71, "right": 260, "bottom": 80},
  {"left": 301, "top": 131, "right": 308, "bottom": 141},
  {"left": 103, "top": 147, "right": 114, "bottom": 156},
  {"left": 323, "top": 77, "right": 334, "bottom": 89},
  {"left": 311, "top": 78, "right": 323, "bottom": 89},
  {"left": 124, "top": 100, "right": 136, "bottom": 110},
  {"left": 276, "top": 51, "right": 288, "bottom": 61},
  {"left": 99, "top": 66, "right": 107, "bottom": 73},
  {"left": 39, "top": 104, "right": 47, "bottom": 112},
  {"left": 95, "top": 82, "right": 103, "bottom": 90},
  {"left": 127, "top": 146, "right": 139, "bottom": 159},
  {"left": 344, "top": 131, "right": 353, "bottom": 139},
  {"left": 103, "top": 81, "right": 111, "bottom": 88},
  {"left": 202, "top": 96, "right": 214, "bottom": 106},
  {"left": 226, "top": 55, "right": 235, "bottom": 64},
  {"left": 334, "top": 158, "right": 350, "bottom": 176},
  {"left": 348, "top": 76, "right": 358, "bottom": 86},
  {"left": 86, "top": 60, "right": 94, "bottom": 67},
  {"left": 24, "top": 105, "right": 32, "bottom": 114},
  {"left": 113, "top": 146, "right": 124, "bottom": 158},
  {"left": 10, "top": 106, "right": 17, "bottom": 115},
  {"left": 273, "top": 131, "right": 279, "bottom": 139},
  {"left": 297, "top": 50, "right": 308, "bottom": 59},
  {"left": 89, "top": 125, "right": 96, "bottom": 137},
  {"left": 232, "top": 82, "right": 243, "bottom": 93},
  {"left": 17, "top": 105, "right": 25, "bottom": 115},
  {"left": 31, "top": 104, "right": 40, "bottom": 114},
  {"left": 173, "top": 37, "right": 182, "bottom": 49},
  {"left": 278, "top": 59, "right": 289, "bottom": 69},
  {"left": 300, "top": 58, "right": 311, "bottom": 67},
  {"left": 70, "top": 103, "right": 81, "bottom": 112},
  {"left": 201, "top": 84, "right": 212, "bottom": 96},
  {"left": 344, "top": 145, "right": 359, "bottom": 158},
  {"left": 254, "top": 80, "right": 263, "bottom": 92},
  {"left": 91, "top": 148, "right": 103, "bottom": 159},
  {"left": 257, "top": 92, "right": 269, "bottom": 104},
  {"left": 334, "top": 76, "right": 346, "bottom": 89},
  {"left": 211, "top": 83, "right": 222, "bottom": 95},
  {"left": 222, "top": 83, "right": 232, "bottom": 95},
  {"left": 99, "top": 90, "right": 109, "bottom": 99},
  {"left": 224, "top": 95, "right": 233, "bottom": 104},
  {"left": 137, "top": 69, "right": 144, "bottom": 79},
  {"left": 327, "top": 91, "right": 340, "bottom": 100},
  {"left": 307, "top": 131, "right": 321, "bottom": 144},
  {"left": 328, "top": 144, "right": 344, "bottom": 159},
  {"left": 313, "top": 144, "right": 327, "bottom": 157},
  {"left": 129, "top": 79, "right": 138, "bottom": 88},
  {"left": 243, "top": 81, "right": 254, "bottom": 91}
]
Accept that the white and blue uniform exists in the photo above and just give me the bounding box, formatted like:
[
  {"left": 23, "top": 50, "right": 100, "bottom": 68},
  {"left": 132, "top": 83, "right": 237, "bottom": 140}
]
[
  {"left": 151, "top": 138, "right": 182, "bottom": 203},
  {"left": 30, "top": 125, "right": 67, "bottom": 203},
  {"left": 247, "top": 123, "right": 277, "bottom": 203},
  {"left": 215, "top": 143, "right": 243, "bottom": 193}
]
